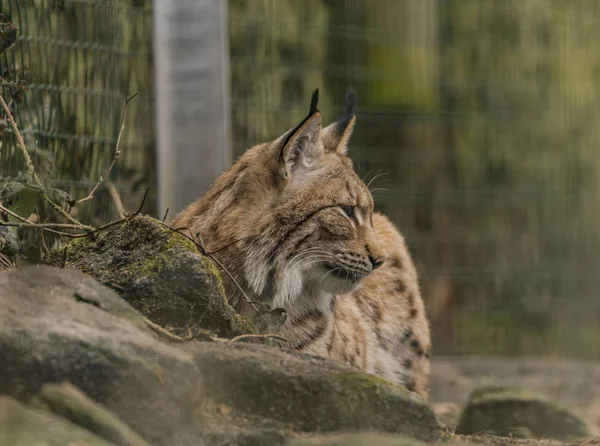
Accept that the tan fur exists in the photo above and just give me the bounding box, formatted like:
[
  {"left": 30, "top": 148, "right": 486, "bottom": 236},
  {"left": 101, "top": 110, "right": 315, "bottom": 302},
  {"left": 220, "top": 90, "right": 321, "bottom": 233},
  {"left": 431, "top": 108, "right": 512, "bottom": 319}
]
[{"left": 171, "top": 90, "right": 431, "bottom": 397}]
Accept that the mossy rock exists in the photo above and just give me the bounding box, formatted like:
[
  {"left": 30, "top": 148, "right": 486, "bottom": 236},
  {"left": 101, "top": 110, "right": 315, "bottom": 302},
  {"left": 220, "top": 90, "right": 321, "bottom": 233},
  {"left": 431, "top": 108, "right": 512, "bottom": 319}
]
[
  {"left": 186, "top": 342, "right": 440, "bottom": 442},
  {"left": 455, "top": 385, "right": 593, "bottom": 441},
  {"left": 0, "top": 395, "right": 115, "bottom": 446},
  {"left": 43, "top": 215, "right": 254, "bottom": 338}
]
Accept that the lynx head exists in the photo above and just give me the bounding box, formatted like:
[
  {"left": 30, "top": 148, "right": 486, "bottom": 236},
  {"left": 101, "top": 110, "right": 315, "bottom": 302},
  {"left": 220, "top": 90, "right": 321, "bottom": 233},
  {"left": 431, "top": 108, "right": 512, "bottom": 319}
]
[
  {"left": 179, "top": 89, "right": 386, "bottom": 313},
  {"left": 230, "top": 89, "right": 385, "bottom": 311}
]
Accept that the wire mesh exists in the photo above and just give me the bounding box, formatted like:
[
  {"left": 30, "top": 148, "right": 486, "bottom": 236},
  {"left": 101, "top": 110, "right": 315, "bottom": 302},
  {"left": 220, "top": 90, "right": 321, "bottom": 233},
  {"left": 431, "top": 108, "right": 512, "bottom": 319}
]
[
  {"left": 229, "top": 0, "right": 600, "bottom": 358},
  {"left": 0, "top": 0, "right": 155, "bottom": 227}
]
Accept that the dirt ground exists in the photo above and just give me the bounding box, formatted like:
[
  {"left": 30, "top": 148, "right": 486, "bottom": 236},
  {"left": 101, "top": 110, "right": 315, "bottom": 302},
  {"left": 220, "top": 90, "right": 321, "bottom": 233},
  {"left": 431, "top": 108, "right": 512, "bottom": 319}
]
[{"left": 429, "top": 356, "right": 600, "bottom": 434}]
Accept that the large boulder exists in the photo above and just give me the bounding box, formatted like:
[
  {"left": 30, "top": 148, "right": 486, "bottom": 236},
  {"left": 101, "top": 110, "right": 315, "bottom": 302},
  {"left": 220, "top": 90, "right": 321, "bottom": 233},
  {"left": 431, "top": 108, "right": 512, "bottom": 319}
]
[
  {"left": 43, "top": 215, "right": 254, "bottom": 338},
  {"left": 0, "top": 396, "right": 114, "bottom": 446},
  {"left": 0, "top": 265, "right": 444, "bottom": 445},
  {"left": 289, "top": 433, "right": 428, "bottom": 446},
  {"left": 0, "top": 265, "right": 204, "bottom": 446},
  {"left": 455, "top": 386, "right": 594, "bottom": 441},
  {"left": 186, "top": 342, "right": 441, "bottom": 442}
]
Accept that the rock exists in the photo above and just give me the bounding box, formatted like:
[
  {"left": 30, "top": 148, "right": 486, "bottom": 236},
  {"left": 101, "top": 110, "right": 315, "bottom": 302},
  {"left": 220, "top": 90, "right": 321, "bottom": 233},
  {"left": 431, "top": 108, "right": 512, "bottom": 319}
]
[
  {"left": 186, "top": 341, "right": 440, "bottom": 442},
  {"left": 289, "top": 433, "right": 427, "bottom": 446},
  {"left": 34, "top": 382, "right": 149, "bottom": 446},
  {"left": 0, "top": 395, "right": 114, "bottom": 446},
  {"left": 43, "top": 215, "right": 254, "bottom": 338},
  {"left": 455, "top": 386, "right": 593, "bottom": 441},
  {"left": 432, "top": 401, "right": 461, "bottom": 430},
  {"left": 0, "top": 265, "right": 203, "bottom": 446}
]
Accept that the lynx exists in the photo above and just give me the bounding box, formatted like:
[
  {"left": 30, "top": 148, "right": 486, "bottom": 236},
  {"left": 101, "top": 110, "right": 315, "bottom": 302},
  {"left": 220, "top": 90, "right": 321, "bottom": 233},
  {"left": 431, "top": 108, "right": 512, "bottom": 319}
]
[{"left": 171, "top": 90, "right": 431, "bottom": 397}]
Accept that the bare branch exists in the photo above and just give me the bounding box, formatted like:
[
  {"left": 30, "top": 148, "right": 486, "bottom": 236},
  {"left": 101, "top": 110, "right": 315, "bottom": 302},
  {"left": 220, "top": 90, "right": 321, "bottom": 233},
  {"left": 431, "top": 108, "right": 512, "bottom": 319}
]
[
  {"left": 143, "top": 317, "right": 213, "bottom": 343},
  {"left": 0, "top": 204, "right": 89, "bottom": 231},
  {"left": 144, "top": 317, "right": 185, "bottom": 342},
  {"left": 77, "top": 93, "right": 139, "bottom": 205},
  {"left": 0, "top": 252, "right": 15, "bottom": 270},
  {"left": 0, "top": 91, "right": 40, "bottom": 185},
  {"left": 106, "top": 181, "right": 125, "bottom": 218},
  {"left": 0, "top": 91, "right": 90, "bottom": 228},
  {"left": 0, "top": 221, "right": 89, "bottom": 230},
  {"left": 69, "top": 187, "right": 149, "bottom": 239}
]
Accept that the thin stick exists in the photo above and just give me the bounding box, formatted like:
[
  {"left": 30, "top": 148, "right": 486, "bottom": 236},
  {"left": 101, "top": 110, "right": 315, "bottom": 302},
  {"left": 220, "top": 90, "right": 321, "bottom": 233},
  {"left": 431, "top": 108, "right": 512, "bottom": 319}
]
[
  {"left": 77, "top": 93, "right": 139, "bottom": 205},
  {"left": 161, "top": 208, "right": 169, "bottom": 223},
  {"left": 0, "top": 204, "right": 89, "bottom": 230},
  {"left": 0, "top": 92, "right": 90, "bottom": 228},
  {"left": 0, "top": 203, "right": 31, "bottom": 224},
  {"left": 0, "top": 221, "right": 89, "bottom": 229},
  {"left": 0, "top": 92, "right": 39, "bottom": 185},
  {"left": 143, "top": 317, "right": 185, "bottom": 342},
  {"left": 106, "top": 181, "right": 125, "bottom": 218},
  {"left": 228, "top": 333, "right": 288, "bottom": 344},
  {"left": 0, "top": 252, "right": 14, "bottom": 270},
  {"left": 69, "top": 187, "right": 149, "bottom": 239},
  {"left": 193, "top": 230, "right": 259, "bottom": 313}
]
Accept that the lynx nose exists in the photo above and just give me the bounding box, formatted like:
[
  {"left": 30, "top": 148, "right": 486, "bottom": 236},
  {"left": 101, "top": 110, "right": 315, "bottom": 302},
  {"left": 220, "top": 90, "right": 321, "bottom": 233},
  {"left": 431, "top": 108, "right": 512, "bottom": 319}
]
[{"left": 369, "top": 254, "right": 384, "bottom": 270}]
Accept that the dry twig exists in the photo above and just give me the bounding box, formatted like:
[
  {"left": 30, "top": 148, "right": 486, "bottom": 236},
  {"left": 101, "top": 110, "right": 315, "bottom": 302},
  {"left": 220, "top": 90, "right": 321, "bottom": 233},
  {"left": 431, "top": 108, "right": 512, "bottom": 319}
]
[
  {"left": 143, "top": 317, "right": 186, "bottom": 342},
  {"left": 0, "top": 252, "right": 14, "bottom": 270},
  {"left": 0, "top": 204, "right": 89, "bottom": 231},
  {"left": 227, "top": 333, "right": 288, "bottom": 344},
  {"left": 0, "top": 91, "right": 92, "bottom": 229},
  {"left": 143, "top": 317, "right": 213, "bottom": 343},
  {"left": 69, "top": 187, "right": 149, "bottom": 239},
  {"left": 106, "top": 181, "right": 126, "bottom": 218},
  {"left": 77, "top": 93, "right": 139, "bottom": 205}
]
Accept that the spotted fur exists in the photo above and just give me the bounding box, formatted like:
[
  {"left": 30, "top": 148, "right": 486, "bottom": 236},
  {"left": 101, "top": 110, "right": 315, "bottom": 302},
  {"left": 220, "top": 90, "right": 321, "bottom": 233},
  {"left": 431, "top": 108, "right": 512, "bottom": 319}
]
[{"left": 171, "top": 89, "right": 431, "bottom": 397}]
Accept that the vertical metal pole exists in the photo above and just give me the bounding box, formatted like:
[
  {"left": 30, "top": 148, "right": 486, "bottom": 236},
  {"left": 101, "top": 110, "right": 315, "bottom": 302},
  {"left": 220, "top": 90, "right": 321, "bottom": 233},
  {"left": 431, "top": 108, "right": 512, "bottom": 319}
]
[{"left": 153, "top": 0, "right": 232, "bottom": 218}]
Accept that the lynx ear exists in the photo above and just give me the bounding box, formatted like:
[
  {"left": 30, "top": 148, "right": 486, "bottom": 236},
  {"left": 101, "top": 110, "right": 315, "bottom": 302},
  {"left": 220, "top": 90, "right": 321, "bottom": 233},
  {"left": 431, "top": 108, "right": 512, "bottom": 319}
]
[
  {"left": 279, "top": 89, "right": 323, "bottom": 178},
  {"left": 322, "top": 88, "right": 356, "bottom": 155}
]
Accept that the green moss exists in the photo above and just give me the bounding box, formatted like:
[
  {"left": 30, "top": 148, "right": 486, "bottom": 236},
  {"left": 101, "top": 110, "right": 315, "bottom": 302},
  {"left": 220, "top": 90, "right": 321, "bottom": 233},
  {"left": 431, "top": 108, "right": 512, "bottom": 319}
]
[
  {"left": 134, "top": 253, "right": 167, "bottom": 277},
  {"left": 328, "top": 371, "right": 430, "bottom": 420},
  {"left": 43, "top": 215, "right": 256, "bottom": 337},
  {"left": 470, "top": 386, "right": 546, "bottom": 404},
  {"left": 201, "top": 257, "right": 225, "bottom": 295},
  {"left": 63, "top": 236, "right": 94, "bottom": 261},
  {"left": 334, "top": 371, "right": 399, "bottom": 392},
  {"left": 165, "top": 231, "right": 198, "bottom": 252}
]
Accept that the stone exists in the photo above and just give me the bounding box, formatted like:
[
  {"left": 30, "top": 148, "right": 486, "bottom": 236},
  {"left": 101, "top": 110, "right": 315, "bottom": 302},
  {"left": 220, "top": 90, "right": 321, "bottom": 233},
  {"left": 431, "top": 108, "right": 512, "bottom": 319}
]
[
  {"left": 43, "top": 215, "right": 254, "bottom": 338},
  {"left": 186, "top": 341, "right": 441, "bottom": 442},
  {"left": 455, "top": 385, "right": 593, "bottom": 441},
  {"left": 0, "top": 396, "right": 114, "bottom": 446},
  {"left": 0, "top": 265, "right": 203, "bottom": 446},
  {"left": 34, "top": 382, "right": 149, "bottom": 446},
  {"left": 289, "top": 433, "right": 427, "bottom": 446}
]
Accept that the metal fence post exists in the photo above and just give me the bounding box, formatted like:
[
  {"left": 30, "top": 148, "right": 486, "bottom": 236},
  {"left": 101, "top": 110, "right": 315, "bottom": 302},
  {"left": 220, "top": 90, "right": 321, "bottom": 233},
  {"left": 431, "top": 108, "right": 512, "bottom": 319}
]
[{"left": 153, "top": 0, "right": 232, "bottom": 218}]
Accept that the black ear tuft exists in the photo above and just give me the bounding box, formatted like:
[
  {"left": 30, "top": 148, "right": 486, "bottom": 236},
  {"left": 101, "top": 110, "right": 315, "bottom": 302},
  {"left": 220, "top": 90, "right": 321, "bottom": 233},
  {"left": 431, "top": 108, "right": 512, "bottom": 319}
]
[
  {"left": 345, "top": 87, "right": 355, "bottom": 116},
  {"left": 309, "top": 88, "right": 320, "bottom": 115}
]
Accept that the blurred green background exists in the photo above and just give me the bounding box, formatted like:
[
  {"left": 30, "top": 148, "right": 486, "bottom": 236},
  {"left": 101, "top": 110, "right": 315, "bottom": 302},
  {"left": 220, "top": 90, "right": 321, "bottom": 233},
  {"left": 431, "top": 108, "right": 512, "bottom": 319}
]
[{"left": 3, "top": 0, "right": 600, "bottom": 359}]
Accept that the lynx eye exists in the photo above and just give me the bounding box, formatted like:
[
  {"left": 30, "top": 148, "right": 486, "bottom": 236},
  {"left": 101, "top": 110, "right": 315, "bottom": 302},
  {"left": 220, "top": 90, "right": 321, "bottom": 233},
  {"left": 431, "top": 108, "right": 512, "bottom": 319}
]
[{"left": 340, "top": 205, "right": 356, "bottom": 221}]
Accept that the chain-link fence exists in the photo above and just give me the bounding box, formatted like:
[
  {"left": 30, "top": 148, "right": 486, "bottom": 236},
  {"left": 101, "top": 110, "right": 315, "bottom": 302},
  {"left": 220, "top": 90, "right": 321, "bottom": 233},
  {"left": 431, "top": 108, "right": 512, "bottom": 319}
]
[
  {"left": 230, "top": 0, "right": 600, "bottom": 359},
  {"left": 3, "top": 0, "right": 600, "bottom": 359},
  {"left": 0, "top": 0, "right": 155, "bottom": 231}
]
